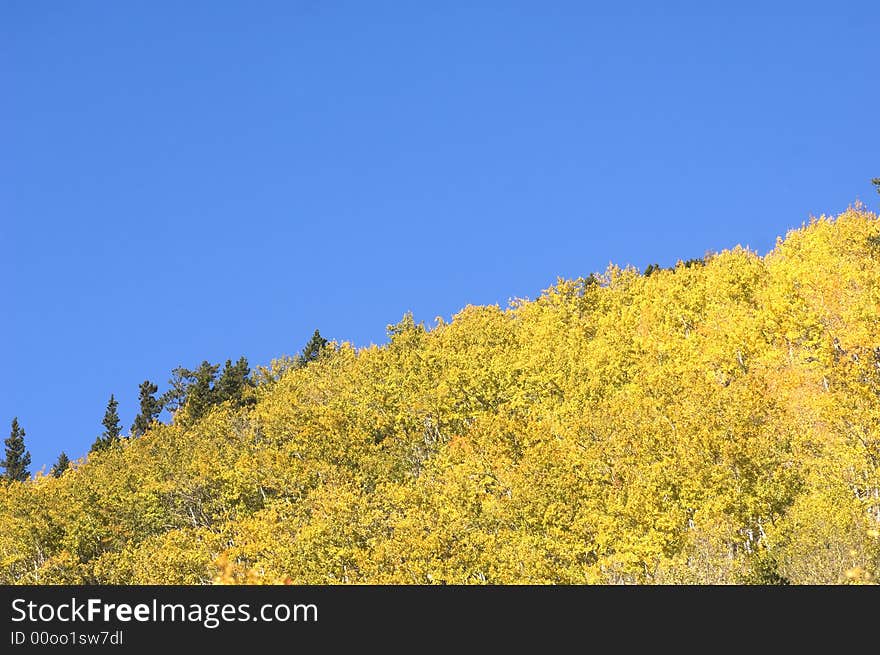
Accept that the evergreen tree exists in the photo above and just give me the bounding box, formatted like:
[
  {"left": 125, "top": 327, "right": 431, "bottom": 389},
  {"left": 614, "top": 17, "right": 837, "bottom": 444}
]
[
  {"left": 131, "top": 381, "right": 161, "bottom": 437},
  {"left": 161, "top": 366, "right": 195, "bottom": 417},
  {"left": 50, "top": 452, "right": 70, "bottom": 478},
  {"left": 873, "top": 177, "right": 880, "bottom": 194},
  {"left": 644, "top": 263, "right": 662, "bottom": 277},
  {"left": 680, "top": 257, "right": 705, "bottom": 269},
  {"left": 92, "top": 394, "right": 122, "bottom": 452},
  {"left": 298, "top": 329, "right": 328, "bottom": 367},
  {"left": 215, "top": 357, "right": 252, "bottom": 407},
  {"left": 185, "top": 361, "right": 220, "bottom": 422},
  {"left": 2, "top": 418, "right": 31, "bottom": 483}
]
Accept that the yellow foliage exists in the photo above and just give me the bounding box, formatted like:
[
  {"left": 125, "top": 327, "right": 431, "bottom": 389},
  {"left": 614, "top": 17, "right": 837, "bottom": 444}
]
[{"left": 2, "top": 206, "right": 879, "bottom": 584}]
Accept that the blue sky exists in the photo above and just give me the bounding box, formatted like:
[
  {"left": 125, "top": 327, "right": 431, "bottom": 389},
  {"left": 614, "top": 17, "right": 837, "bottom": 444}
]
[{"left": 3, "top": 1, "right": 879, "bottom": 473}]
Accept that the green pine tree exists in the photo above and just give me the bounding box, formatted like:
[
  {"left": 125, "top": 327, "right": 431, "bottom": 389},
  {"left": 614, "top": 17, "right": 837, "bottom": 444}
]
[
  {"left": 185, "top": 361, "right": 220, "bottom": 422},
  {"left": 298, "top": 329, "right": 328, "bottom": 367},
  {"left": 92, "top": 394, "right": 122, "bottom": 452},
  {"left": 50, "top": 451, "right": 70, "bottom": 478},
  {"left": 215, "top": 357, "right": 252, "bottom": 407},
  {"left": 131, "top": 381, "right": 161, "bottom": 437},
  {"left": 872, "top": 177, "right": 880, "bottom": 194},
  {"left": 160, "top": 366, "right": 195, "bottom": 417},
  {"left": 2, "top": 418, "right": 31, "bottom": 483},
  {"left": 680, "top": 257, "right": 705, "bottom": 269}
]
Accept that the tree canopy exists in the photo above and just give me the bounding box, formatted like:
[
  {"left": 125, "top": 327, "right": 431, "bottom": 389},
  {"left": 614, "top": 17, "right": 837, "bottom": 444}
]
[
  {"left": 1, "top": 207, "right": 879, "bottom": 584},
  {"left": 50, "top": 452, "right": 70, "bottom": 478},
  {"left": 91, "top": 395, "right": 122, "bottom": 453},
  {"left": 131, "top": 381, "right": 161, "bottom": 437},
  {"left": 1, "top": 418, "right": 30, "bottom": 483}
]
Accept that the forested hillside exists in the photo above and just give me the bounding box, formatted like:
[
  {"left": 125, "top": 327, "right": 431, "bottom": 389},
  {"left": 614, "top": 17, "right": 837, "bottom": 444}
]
[{"left": 2, "top": 207, "right": 879, "bottom": 584}]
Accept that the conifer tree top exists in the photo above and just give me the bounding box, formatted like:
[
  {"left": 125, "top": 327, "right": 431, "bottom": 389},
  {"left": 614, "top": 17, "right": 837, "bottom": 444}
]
[{"left": 2, "top": 417, "right": 31, "bottom": 483}]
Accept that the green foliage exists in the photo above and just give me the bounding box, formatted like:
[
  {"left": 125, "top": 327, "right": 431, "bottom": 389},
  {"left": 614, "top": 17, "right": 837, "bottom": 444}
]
[
  {"left": 1, "top": 418, "right": 31, "bottom": 483},
  {"left": 131, "top": 381, "right": 161, "bottom": 437},
  {"left": 161, "top": 367, "right": 193, "bottom": 416},
  {"left": 159, "top": 357, "right": 253, "bottom": 428},
  {"left": 679, "top": 257, "right": 705, "bottom": 269},
  {"left": 184, "top": 361, "right": 220, "bottom": 423},
  {"left": 297, "top": 329, "right": 328, "bottom": 367},
  {"left": 215, "top": 357, "right": 253, "bottom": 408},
  {"left": 50, "top": 452, "right": 70, "bottom": 478},
  {"left": 92, "top": 395, "right": 122, "bottom": 452}
]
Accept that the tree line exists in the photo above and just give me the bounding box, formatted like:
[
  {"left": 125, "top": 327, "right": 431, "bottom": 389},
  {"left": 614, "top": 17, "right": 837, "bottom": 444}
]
[
  {"left": 2, "top": 206, "right": 880, "bottom": 585},
  {"left": 7, "top": 175, "right": 880, "bottom": 485},
  {"left": 2, "top": 330, "right": 329, "bottom": 483}
]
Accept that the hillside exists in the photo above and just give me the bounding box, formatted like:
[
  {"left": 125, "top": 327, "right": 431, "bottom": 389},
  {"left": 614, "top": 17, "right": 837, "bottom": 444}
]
[{"left": 2, "top": 206, "right": 879, "bottom": 584}]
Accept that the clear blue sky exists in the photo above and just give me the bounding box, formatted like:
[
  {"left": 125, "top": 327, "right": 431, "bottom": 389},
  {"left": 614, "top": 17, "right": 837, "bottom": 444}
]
[{"left": 3, "top": 1, "right": 879, "bottom": 474}]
